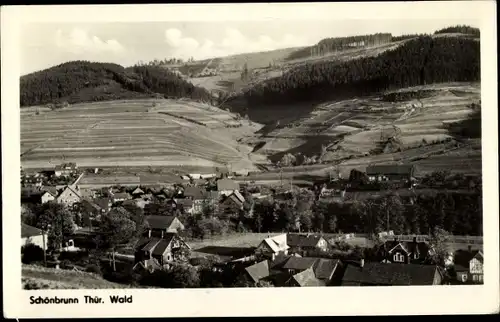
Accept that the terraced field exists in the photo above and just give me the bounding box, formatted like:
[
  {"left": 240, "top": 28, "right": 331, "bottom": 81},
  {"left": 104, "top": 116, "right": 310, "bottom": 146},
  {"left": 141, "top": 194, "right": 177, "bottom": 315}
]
[{"left": 21, "top": 99, "right": 264, "bottom": 173}]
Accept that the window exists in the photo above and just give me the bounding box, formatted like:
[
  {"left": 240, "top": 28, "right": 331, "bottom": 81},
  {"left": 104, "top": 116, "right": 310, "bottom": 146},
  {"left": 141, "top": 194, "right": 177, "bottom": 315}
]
[
  {"left": 461, "top": 274, "right": 467, "bottom": 283},
  {"left": 393, "top": 252, "right": 405, "bottom": 263}
]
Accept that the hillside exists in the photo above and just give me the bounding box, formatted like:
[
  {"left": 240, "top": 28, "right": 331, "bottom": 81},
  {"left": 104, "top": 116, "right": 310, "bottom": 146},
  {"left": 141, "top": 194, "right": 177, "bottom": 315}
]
[
  {"left": 22, "top": 265, "right": 130, "bottom": 289},
  {"left": 21, "top": 98, "right": 265, "bottom": 174},
  {"left": 20, "top": 61, "right": 213, "bottom": 107},
  {"left": 240, "top": 82, "right": 481, "bottom": 184}
]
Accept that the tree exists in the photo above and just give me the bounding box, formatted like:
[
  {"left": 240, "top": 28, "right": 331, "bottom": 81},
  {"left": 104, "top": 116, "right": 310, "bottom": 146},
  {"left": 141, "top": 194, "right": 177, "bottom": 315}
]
[
  {"left": 31, "top": 202, "right": 75, "bottom": 251},
  {"left": 428, "top": 227, "right": 451, "bottom": 267},
  {"left": 99, "top": 210, "right": 136, "bottom": 271},
  {"left": 166, "top": 264, "right": 200, "bottom": 288}
]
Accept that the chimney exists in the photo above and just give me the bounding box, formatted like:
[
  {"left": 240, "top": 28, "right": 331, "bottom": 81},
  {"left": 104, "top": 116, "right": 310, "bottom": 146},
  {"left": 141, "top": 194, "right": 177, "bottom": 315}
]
[
  {"left": 161, "top": 230, "right": 164, "bottom": 239},
  {"left": 360, "top": 258, "right": 365, "bottom": 268},
  {"left": 148, "top": 229, "right": 152, "bottom": 238},
  {"left": 468, "top": 245, "right": 472, "bottom": 252}
]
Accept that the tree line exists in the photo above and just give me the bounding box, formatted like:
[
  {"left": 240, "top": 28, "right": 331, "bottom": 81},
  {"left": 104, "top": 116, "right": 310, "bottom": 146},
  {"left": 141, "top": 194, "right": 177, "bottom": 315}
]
[
  {"left": 241, "top": 36, "right": 480, "bottom": 107},
  {"left": 286, "top": 33, "right": 393, "bottom": 61},
  {"left": 20, "top": 61, "right": 213, "bottom": 107},
  {"left": 434, "top": 25, "right": 480, "bottom": 36}
]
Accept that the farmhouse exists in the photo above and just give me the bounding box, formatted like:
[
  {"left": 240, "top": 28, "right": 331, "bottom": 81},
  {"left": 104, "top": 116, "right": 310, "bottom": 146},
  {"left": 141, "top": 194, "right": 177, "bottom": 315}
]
[
  {"left": 287, "top": 233, "right": 329, "bottom": 255},
  {"left": 453, "top": 249, "right": 484, "bottom": 284},
  {"left": 243, "top": 260, "right": 271, "bottom": 284},
  {"left": 171, "top": 198, "right": 195, "bottom": 214},
  {"left": 144, "top": 215, "right": 185, "bottom": 236},
  {"left": 56, "top": 185, "right": 82, "bottom": 207},
  {"left": 21, "top": 223, "right": 47, "bottom": 251},
  {"left": 255, "top": 234, "right": 290, "bottom": 260},
  {"left": 378, "top": 237, "right": 431, "bottom": 264},
  {"left": 217, "top": 178, "right": 240, "bottom": 197},
  {"left": 134, "top": 233, "right": 191, "bottom": 268},
  {"left": 55, "top": 162, "right": 78, "bottom": 177},
  {"left": 365, "top": 164, "right": 416, "bottom": 183},
  {"left": 341, "top": 260, "right": 443, "bottom": 286}
]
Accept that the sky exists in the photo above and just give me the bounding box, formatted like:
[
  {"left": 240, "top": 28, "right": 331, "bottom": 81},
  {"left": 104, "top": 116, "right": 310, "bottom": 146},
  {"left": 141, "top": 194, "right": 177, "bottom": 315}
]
[{"left": 20, "top": 19, "right": 480, "bottom": 75}]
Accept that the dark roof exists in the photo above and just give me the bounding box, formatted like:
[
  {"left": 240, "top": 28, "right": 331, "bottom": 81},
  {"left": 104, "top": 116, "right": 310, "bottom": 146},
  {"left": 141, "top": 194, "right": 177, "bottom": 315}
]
[
  {"left": 454, "top": 250, "right": 484, "bottom": 267},
  {"left": 152, "top": 234, "right": 176, "bottom": 256},
  {"left": 21, "top": 223, "right": 43, "bottom": 238},
  {"left": 217, "top": 178, "right": 239, "bottom": 191},
  {"left": 342, "top": 262, "right": 439, "bottom": 285},
  {"left": 94, "top": 198, "right": 111, "bottom": 212},
  {"left": 245, "top": 260, "right": 270, "bottom": 283},
  {"left": 287, "top": 234, "right": 325, "bottom": 248},
  {"left": 145, "top": 215, "right": 177, "bottom": 230},
  {"left": 313, "top": 259, "right": 340, "bottom": 280},
  {"left": 220, "top": 194, "right": 244, "bottom": 207},
  {"left": 366, "top": 164, "right": 415, "bottom": 176},
  {"left": 184, "top": 187, "right": 206, "bottom": 199},
  {"left": 283, "top": 256, "right": 319, "bottom": 271},
  {"left": 41, "top": 186, "right": 58, "bottom": 197},
  {"left": 269, "top": 254, "right": 292, "bottom": 270}
]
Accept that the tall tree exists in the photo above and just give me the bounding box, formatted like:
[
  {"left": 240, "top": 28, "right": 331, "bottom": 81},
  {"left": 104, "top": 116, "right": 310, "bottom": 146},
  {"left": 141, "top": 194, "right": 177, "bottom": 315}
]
[{"left": 99, "top": 210, "right": 136, "bottom": 271}]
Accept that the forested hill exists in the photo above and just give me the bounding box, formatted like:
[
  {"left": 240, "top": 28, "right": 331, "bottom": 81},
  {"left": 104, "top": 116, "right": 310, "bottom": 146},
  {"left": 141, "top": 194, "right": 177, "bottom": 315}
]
[
  {"left": 241, "top": 36, "right": 480, "bottom": 107},
  {"left": 20, "top": 61, "right": 213, "bottom": 107}
]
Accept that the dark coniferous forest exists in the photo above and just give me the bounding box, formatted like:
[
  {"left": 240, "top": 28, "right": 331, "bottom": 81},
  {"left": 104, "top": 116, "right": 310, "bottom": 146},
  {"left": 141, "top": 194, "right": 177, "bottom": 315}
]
[
  {"left": 20, "top": 61, "right": 213, "bottom": 107},
  {"left": 243, "top": 36, "right": 480, "bottom": 106}
]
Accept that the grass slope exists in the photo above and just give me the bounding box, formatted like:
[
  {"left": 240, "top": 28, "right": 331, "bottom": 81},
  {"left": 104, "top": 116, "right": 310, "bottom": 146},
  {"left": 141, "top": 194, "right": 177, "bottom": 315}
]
[{"left": 22, "top": 265, "right": 130, "bottom": 289}]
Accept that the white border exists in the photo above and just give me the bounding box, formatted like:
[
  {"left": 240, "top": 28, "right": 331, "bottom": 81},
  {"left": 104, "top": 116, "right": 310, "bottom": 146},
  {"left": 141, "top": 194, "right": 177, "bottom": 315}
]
[{"left": 2, "top": 1, "right": 499, "bottom": 318}]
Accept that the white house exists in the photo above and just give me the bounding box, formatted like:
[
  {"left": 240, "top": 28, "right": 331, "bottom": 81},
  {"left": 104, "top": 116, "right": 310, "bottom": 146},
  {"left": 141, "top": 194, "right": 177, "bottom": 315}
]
[{"left": 41, "top": 191, "right": 56, "bottom": 204}]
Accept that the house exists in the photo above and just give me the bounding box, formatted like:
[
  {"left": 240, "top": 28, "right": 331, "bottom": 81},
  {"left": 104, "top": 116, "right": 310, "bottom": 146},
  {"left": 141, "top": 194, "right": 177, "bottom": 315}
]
[
  {"left": 287, "top": 233, "right": 329, "bottom": 255},
  {"left": 56, "top": 185, "right": 82, "bottom": 207},
  {"left": 172, "top": 199, "right": 195, "bottom": 214},
  {"left": 255, "top": 234, "right": 290, "bottom": 260},
  {"left": 144, "top": 215, "right": 185, "bottom": 236},
  {"left": 40, "top": 191, "right": 56, "bottom": 204},
  {"left": 365, "top": 164, "right": 416, "bottom": 183},
  {"left": 219, "top": 191, "right": 245, "bottom": 214},
  {"left": 453, "top": 249, "right": 484, "bottom": 284},
  {"left": 134, "top": 233, "right": 191, "bottom": 268},
  {"left": 217, "top": 178, "right": 239, "bottom": 197},
  {"left": 54, "top": 162, "right": 78, "bottom": 177},
  {"left": 112, "top": 192, "right": 131, "bottom": 203},
  {"left": 131, "top": 187, "right": 145, "bottom": 198},
  {"left": 341, "top": 260, "right": 443, "bottom": 286},
  {"left": 183, "top": 186, "right": 205, "bottom": 200},
  {"left": 21, "top": 223, "right": 47, "bottom": 251},
  {"left": 379, "top": 237, "right": 431, "bottom": 264}
]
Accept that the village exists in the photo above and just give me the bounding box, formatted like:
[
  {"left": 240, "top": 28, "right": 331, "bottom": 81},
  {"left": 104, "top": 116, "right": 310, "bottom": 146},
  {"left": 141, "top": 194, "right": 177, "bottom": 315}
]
[{"left": 21, "top": 161, "right": 483, "bottom": 288}]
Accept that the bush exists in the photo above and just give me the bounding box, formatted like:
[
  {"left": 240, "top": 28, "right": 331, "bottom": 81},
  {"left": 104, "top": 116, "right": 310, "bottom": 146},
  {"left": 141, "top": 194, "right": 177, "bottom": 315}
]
[
  {"left": 21, "top": 244, "right": 45, "bottom": 264},
  {"left": 85, "top": 264, "right": 102, "bottom": 275},
  {"left": 60, "top": 259, "right": 74, "bottom": 270}
]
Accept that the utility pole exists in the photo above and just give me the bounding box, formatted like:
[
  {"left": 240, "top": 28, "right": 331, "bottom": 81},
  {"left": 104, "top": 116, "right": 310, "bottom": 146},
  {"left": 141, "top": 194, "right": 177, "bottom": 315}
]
[{"left": 42, "top": 228, "right": 47, "bottom": 267}]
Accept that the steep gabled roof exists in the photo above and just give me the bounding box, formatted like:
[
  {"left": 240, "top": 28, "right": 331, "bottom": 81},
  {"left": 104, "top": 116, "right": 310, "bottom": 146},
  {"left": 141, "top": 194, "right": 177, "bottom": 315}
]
[
  {"left": 287, "top": 234, "right": 325, "bottom": 248},
  {"left": 292, "top": 268, "right": 326, "bottom": 287},
  {"left": 283, "top": 256, "right": 319, "bottom": 271},
  {"left": 313, "top": 258, "right": 340, "bottom": 280},
  {"left": 245, "top": 260, "right": 270, "bottom": 283},
  {"left": 342, "top": 262, "right": 439, "bottom": 285},
  {"left": 144, "top": 215, "right": 177, "bottom": 230},
  {"left": 21, "top": 223, "right": 43, "bottom": 238},
  {"left": 132, "top": 187, "right": 145, "bottom": 195}
]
